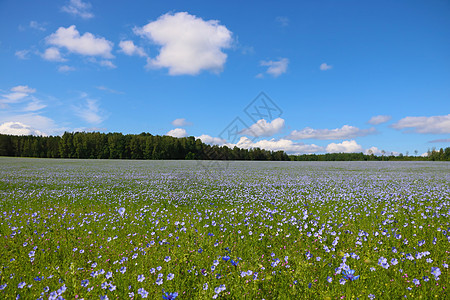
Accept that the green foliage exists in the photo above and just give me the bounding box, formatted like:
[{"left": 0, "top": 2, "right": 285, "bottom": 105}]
[
  {"left": 0, "top": 132, "right": 448, "bottom": 161},
  {"left": 0, "top": 132, "right": 290, "bottom": 161}
]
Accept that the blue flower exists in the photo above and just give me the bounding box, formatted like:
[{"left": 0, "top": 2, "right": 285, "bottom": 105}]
[
  {"left": 162, "top": 292, "right": 178, "bottom": 299},
  {"left": 342, "top": 269, "right": 359, "bottom": 281},
  {"left": 222, "top": 255, "right": 230, "bottom": 262},
  {"left": 138, "top": 288, "right": 148, "bottom": 298},
  {"left": 431, "top": 267, "right": 441, "bottom": 278},
  {"left": 118, "top": 207, "right": 125, "bottom": 217}
]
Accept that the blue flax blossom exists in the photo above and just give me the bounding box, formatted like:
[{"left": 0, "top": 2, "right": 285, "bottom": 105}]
[
  {"left": 138, "top": 288, "right": 148, "bottom": 298},
  {"left": 378, "top": 257, "right": 389, "bottom": 269},
  {"left": 342, "top": 269, "right": 359, "bottom": 281},
  {"left": 162, "top": 292, "right": 178, "bottom": 299},
  {"left": 431, "top": 267, "right": 441, "bottom": 279}
]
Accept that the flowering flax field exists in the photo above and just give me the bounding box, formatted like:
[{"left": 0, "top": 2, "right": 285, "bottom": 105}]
[{"left": 0, "top": 158, "right": 449, "bottom": 300}]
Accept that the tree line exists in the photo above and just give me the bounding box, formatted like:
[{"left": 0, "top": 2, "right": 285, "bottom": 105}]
[
  {"left": 0, "top": 132, "right": 448, "bottom": 161},
  {"left": 0, "top": 132, "right": 290, "bottom": 161}
]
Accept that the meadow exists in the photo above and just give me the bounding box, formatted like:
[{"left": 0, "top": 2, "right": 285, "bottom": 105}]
[{"left": 0, "top": 157, "right": 448, "bottom": 299}]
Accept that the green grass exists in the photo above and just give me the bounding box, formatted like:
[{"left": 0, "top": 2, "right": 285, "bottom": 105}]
[{"left": 0, "top": 158, "right": 448, "bottom": 299}]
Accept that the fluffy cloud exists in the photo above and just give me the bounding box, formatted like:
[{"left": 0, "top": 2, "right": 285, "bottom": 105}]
[
  {"left": 15, "top": 50, "right": 30, "bottom": 60},
  {"left": 196, "top": 134, "right": 227, "bottom": 145},
  {"left": 61, "top": 0, "right": 94, "bottom": 19},
  {"left": 98, "top": 60, "right": 116, "bottom": 69},
  {"left": 368, "top": 115, "right": 392, "bottom": 125},
  {"left": 73, "top": 96, "right": 106, "bottom": 124},
  {"left": 46, "top": 25, "right": 113, "bottom": 58},
  {"left": 119, "top": 40, "right": 147, "bottom": 57},
  {"left": 234, "top": 137, "right": 323, "bottom": 155},
  {"left": 0, "top": 121, "right": 46, "bottom": 136},
  {"left": 166, "top": 128, "right": 187, "bottom": 138},
  {"left": 171, "top": 118, "right": 191, "bottom": 127},
  {"left": 0, "top": 113, "right": 64, "bottom": 136},
  {"left": 391, "top": 114, "right": 450, "bottom": 134},
  {"left": 259, "top": 58, "right": 289, "bottom": 77},
  {"left": 287, "top": 125, "right": 376, "bottom": 140},
  {"left": 42, "top": 47, "right": 66, "bottom": 62},
  {"left": 24, "top": 100, "right": 46, "bottom": 112},
  {"left": 364, "top": 146, "right": 385, "bottom": 155},
  {"left": 319, "top": 63, "right": 332, "bottom": 71},
  {"left": 29, "top": 21, "right": 46, "bottom": 31},
  {"left": 240, "top": 118, "right": 285, "bottom": 137},
  {"left": 11, "top": 86, "right": 36, "bottom": 93},
  {"left": 135, "top": 12, "right": 233, "bottom": 75},
  {"left": 1, "top": 85, "right": 36, "bottom": 105},
  {"left": 363, "top": 146, "right": 399, "bottom": 156},
  {"left": 326, "top": 140, "right": 363, "bottom": 153}
]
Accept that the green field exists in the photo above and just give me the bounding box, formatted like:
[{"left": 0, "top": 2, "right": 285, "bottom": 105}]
[{"left": 0, "top": 157, "right": 449, "bottom": 299}]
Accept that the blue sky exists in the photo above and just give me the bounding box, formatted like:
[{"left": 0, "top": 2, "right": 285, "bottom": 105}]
[{"left": 0, "top": 0, "right": 449, "bottom": 155}]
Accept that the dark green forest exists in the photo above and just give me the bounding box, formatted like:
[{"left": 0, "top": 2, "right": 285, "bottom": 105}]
[{"left": 0, "top": 132, "right": 448, "bottom": 161}]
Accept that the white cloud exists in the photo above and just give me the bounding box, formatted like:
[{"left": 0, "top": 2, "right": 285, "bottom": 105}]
[
  {"left": 319, "top": 63, "right": 332, "bottom": 71},
  {"left": 15, "top": 50, "right": 30, "bottom": 60},
  {"left": 119, "top": 40, "right": 147, "bottom": 57},
  {"left": 23, "top": 99, "right": 46, "bottom": 112},
  {"left": 135, "top": 12, "right": 233, "bottom": 75},
  {"left": 58, "top": 65, "right": 76, "bottom": 72},
  {"left": 391, "top": 114, "right": 450, "bottom": 134},
  {"left": 11, "top": 86, "right": 36, "bottom": 93},
  {"left": 29, "top": 21, "right": 46, "bottom": 31},
  {"left": 196, "top": 134, "right": 227, "bottom": 145},
  {"left": 171, "top": 118, "right": 191, "bottom": 127},
  {"left": 61, "top": 0, "right": 94, "bottom": 19},
  {"left": 46, "top": 25, "right": 113, "bottom": 58},
  {"left": 364, "top": 146, "right": 384, "bottom": 155},
  {"left": 73, "top": 97, "right": 106, "bottom": 124},
  {"left": 326, "top": 140, "right": 363, "bottom": 153},
  {"left": 98, "top": 60, "right": 116, "bottom": 69},
  {"left": 42, "top": 47, "right": 66, "bottom": 62},
  {"left": 287, "top": 125, "right": 376, "bottom": 140},
  {"left": 0, "top": 113, "right": 64, "bottom": 136},
  {"left": 0, "top": 121, "right": 46, "bottom": 136},
  {"left": 368, "top": 115, "right": 392, "bottom": 125},
  {"left": 260, "top": 58, "right": 289, "bottom": 77},
  {"left": 166, "top": 128, "right": 187, "bottom": 138},
  {"left": 1, "top": 85, "right": 36, "bottom": 105},
  {"left": 240, "top": 118, "right": 285, "bottom": 137},
  {"left": 364, "top": 147, "right": 400, "bottom": 156},
  {"left": 234, "top": 137, "right": 323, "bottom": 155}
]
